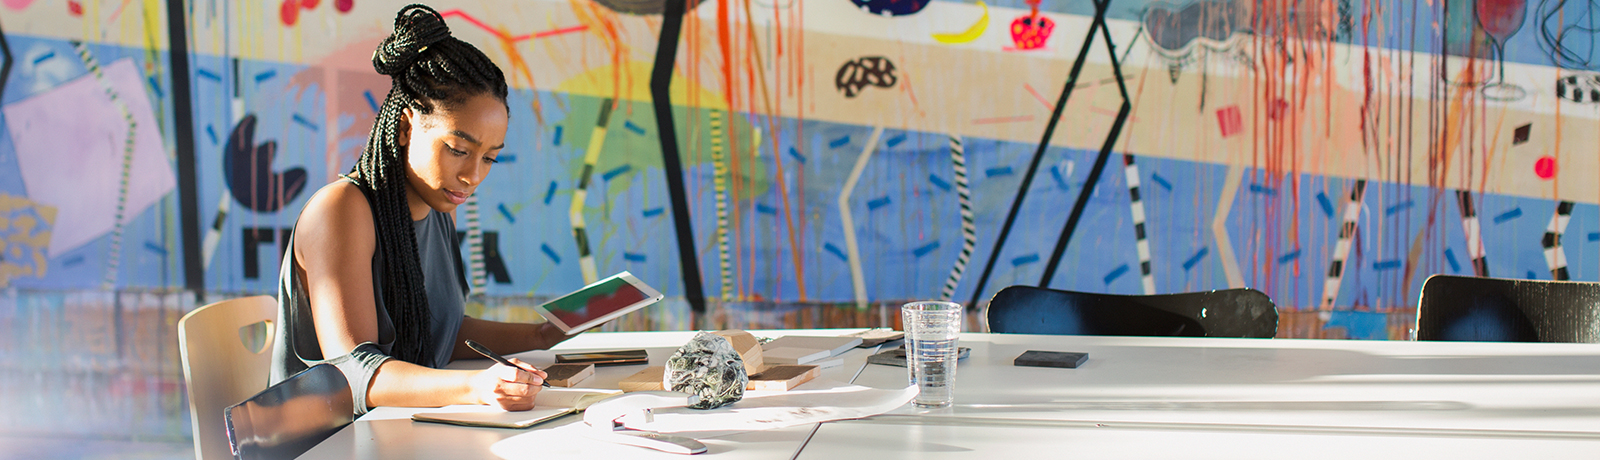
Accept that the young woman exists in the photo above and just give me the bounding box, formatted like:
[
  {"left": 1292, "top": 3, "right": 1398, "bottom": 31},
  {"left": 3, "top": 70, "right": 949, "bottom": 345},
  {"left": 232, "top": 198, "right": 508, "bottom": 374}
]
[{"left": 271, "top": 4, "right": 569, "bottom": 414}]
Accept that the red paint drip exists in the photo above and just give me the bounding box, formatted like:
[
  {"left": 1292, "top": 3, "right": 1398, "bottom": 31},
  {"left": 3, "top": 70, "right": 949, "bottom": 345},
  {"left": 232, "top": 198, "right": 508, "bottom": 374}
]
[
  {"left": 1535, "top": 156, "right": 1557, "bottom": 180},
  {"left": 280, "top": 0, "right": 299, "bottom": 26},
  {"left": 334, "top": 0, "right": 353, "bottom": 13},
  {"left": 67, "top": 0, "right": 81, "bottom": 16}
]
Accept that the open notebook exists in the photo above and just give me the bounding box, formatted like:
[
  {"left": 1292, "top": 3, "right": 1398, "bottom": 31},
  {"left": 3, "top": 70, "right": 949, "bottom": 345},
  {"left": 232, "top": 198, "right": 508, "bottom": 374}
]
[{"left": 411, "top": 388, "right": 623, "bottom": 429}]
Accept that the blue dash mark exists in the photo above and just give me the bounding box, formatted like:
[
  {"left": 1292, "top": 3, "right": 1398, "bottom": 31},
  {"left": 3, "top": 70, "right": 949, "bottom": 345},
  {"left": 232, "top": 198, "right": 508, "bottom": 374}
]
[
  {"left": 1150, "top": 173, "right": 1172, "bottom": 191},
  {"left": 147, "top": 76, "right": 164, "bottom": 98},
  {"left": 928, "top": 174, "right": 951, "bottom": 192},
  {"left": 1182, "top": 247, "right": 1210, "bottom": 271},
  {"left": 32, "top": 51, "right": 54, "bottom": 65},
  {"left": 913, "top": 241, "right": 941, "bottom": 258},
  {"left": 495, "top": 154, "right": 516, "bottom": 164},
  {"left": 1277, "top": 249, "right": 1301, "bottom": 264},
  {"left": 363, "top": 91, "right": 379, "bottom": 113},
  {"left": 540, "top": 243, "right": 562, "bottom": 264},
  {"left": 623, "top": 120, "right": 646, "bottom": 135},
  {"left": 1103, "top": 264, "right": 1130, "bottom": 284},
  {"left": 1492, "top": 207, "right": 1523, "bottom": 224},
  {"left": 788, "top": 147, "right": 806, "bottom": 165},
  {"left": 291, "top": 113, "right": 319, "bottom": 132},
  {"left": 543, "top": 181, "right": 558, "bottom": 205},
  {"left": 886, "top": 133, "right": 906, "bottom": 148},
  {"left": 642, "top": 207, "right": 665, "bottom": 218},
  {"left": 623, "top": 252, "right": 647, "bottom": 263},
  {"left": 553, "top": 126, "right": 564, "bottom": 146},
  {"left": 1589, "top": 232, "right": 1600, "bottom": 242},
  {"left": 1373, "top": 260, "right": 1403, "bottom": 271},
  {"left": 1385, "top": 200, "right": 1414, "bottom": 216},
  {"left": 1444, "top": 248, "right": 1461, "bottom": 272},
  {"left": 1049, "top": 165, "right": 1068, "bottom": 190},
  {"left": 866, "top": 196, "right": 891, "bottom": 210},
  {"left": 1527, "top": 270, "right": 1539, "bottom": 280},
  {"left": 1248, "top": 184, "right": 1277, "bottom": 196},
  {"left": 206, "top": 124, "right": 218, "bottom": 146},
  {"left": 63, "top": 255, "right": 85, "bottom": 267},
  {"left": 253, "top": 69, "right": 277, "bottom": 83},
  {"left": 601, "top": 165, "right": 632, "bottom": 181},
  {"left": 497, "top": 203, "right": 515, "bottom": 224},
  {"left": 755, "top": 203, "right": 778, "bottom": 215},
  {"left": 1010, "top": 253, "right": 1039, "bottom": 267},
  {"left": 143, "top": 241, "right": 167, "bottom": 256},
  {"left": 985, "top": 166, "right": 1014, "bottom": 178},
  {"left": 197, "top": 67, "right": 222, "bottom": 82},
  {"left": 824, "top": 242, "right": 849, "bottom": 261},
  {"left": 1316, "top": 192, "right": 1335, "bottom": 218},
  {"left": 828, "top": 136, "right": 850, "bottom": 149}
]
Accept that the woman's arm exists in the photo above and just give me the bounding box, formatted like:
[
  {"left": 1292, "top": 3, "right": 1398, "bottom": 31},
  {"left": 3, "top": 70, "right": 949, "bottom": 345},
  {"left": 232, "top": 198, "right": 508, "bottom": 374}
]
[
  {"left": 295, "top": 181, "right": 542, "bottom": 410},
  {"left": 450, "top": 318, "right": 572, "bottom": 361}
]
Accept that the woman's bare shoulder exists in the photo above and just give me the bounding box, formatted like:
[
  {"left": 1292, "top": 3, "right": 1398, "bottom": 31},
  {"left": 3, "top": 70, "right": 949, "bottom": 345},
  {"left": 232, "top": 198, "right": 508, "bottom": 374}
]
[{"left": 294, "top": 180, "right": 376, "bottom": 256}]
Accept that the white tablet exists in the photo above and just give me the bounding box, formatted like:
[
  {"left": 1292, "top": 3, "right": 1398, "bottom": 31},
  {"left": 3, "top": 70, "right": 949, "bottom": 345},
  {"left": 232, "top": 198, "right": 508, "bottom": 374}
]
[{"left": 534, "top": 271, "right": 664, "bottom": 335}]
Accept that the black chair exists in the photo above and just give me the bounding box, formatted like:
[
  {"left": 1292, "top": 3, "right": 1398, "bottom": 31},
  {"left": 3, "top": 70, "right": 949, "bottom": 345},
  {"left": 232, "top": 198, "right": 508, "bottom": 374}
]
[
  {"left": 225, "top": 363, "right": 353, "bottom": 459},
  {"left": 1416, "top": 275, "right": 1600, "bottom": 343},
  {"left": 985, "top": 285, "right": 1278, "bottom": 338}
]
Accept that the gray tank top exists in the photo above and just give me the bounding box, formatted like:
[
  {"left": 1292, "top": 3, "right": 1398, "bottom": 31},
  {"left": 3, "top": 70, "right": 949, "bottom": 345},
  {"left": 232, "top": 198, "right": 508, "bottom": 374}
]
[{"left": 270, "top": 179, "right": 469, "bottom": 414}]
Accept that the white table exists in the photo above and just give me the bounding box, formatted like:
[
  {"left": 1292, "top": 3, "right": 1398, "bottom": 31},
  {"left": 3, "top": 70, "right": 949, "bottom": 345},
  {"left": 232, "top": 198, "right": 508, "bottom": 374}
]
[
  {"left": 801, "top": 334, "right": 1600, "bottom": 459},
  {"left": 303, "top": 331, "right": 1600, "bottom": 459},
  {"left": 299, "top": 329, "right": 885, "bottom": 459}
]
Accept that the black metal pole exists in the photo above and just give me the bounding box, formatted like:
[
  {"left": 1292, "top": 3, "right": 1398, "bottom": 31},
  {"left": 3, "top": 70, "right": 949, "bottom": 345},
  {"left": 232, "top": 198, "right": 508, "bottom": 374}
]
[
  {"left": 165, "top": 0, "right": 205, "bottom": 301},
  {"left": 650, "top": 0, "right": 707, "bottom": 313}
]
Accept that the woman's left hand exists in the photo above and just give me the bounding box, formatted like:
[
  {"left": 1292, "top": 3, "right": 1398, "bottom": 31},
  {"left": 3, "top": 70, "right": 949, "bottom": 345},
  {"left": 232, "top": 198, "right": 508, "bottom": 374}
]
[{"left": 535, "top": 321, "right": 576, "bottom": 350}]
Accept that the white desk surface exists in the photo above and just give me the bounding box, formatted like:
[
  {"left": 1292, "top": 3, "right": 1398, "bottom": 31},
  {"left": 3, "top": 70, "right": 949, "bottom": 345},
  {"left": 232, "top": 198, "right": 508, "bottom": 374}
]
[
  {"left": 299, "top": 329, "right": 882, "bottom": 459},
  {"left": 303, "top": 331, "right": 1600, "bottom": 459},
  {"left": 801, "top": 334, "right": 1600, "bottom": 460}
]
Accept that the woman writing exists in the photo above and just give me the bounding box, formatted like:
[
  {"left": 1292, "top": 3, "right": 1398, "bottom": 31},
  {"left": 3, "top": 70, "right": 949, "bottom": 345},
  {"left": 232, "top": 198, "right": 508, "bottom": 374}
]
[{"left": 271, "top": 4, "right": 568, "bottom": 414}]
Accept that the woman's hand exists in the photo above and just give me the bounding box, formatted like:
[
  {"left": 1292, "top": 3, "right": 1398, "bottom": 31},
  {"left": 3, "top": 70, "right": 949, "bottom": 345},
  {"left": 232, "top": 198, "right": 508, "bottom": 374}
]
[{"left": 469, "top": 358, "right": 548, "bottom": 411}]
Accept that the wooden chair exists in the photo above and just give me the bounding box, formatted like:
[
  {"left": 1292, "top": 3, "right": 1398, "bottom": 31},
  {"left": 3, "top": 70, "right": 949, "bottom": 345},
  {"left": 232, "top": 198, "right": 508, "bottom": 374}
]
[
  {"left": 225, "top": 363, "right": 353, "bottom": 460},
  {"left": 179, "top": 295, "right": 277, "bottom": 460},
  {"left": 1417, "top": 275, "right": 1600, "bottom": 343},
  {"left": 985, "top": 285, "right": 1278, "bottom": 338}
]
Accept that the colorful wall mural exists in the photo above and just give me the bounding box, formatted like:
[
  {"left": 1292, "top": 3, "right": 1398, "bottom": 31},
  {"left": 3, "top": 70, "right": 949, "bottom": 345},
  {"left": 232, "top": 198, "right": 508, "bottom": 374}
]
[{"left": 2, "top": 0, "right": 1598, "bottom": 448}]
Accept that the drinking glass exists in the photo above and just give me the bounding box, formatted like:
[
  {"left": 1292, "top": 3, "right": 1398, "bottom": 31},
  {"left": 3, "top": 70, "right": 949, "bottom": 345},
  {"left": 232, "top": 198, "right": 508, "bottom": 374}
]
[
  {"left": 1476, "top": 0, "right": 1528, "bottom": 100},
  {"left": 902, "top": 301, "right": 962, "bottom": 408}
]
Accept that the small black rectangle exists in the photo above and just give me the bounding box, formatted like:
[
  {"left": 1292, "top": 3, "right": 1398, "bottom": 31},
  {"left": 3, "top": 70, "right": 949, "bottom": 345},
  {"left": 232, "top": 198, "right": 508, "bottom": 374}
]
[
  {"left": 555, "top": 349, "right": 650, "bottom": 366},
  {"left": 1014, "top": 350, "right": 1088, "bottom": 369}
]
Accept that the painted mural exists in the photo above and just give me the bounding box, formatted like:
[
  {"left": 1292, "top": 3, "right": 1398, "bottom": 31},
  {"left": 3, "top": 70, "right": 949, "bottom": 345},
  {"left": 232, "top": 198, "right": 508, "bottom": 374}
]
[{"left": 1, "top": 0, "right": 1598, "bottom": 448}]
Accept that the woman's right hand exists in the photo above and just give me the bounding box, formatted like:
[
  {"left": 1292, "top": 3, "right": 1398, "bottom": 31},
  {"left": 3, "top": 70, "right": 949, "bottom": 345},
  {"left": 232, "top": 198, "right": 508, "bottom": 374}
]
[{"left": 469, "top": 358, "right": 548, "bottom": 411}]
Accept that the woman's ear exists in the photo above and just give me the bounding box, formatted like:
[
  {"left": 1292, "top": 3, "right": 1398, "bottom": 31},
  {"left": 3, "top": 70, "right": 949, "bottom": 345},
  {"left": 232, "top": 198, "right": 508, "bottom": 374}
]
[{"left": 397, "top": 107, "right": 414, "bottom": 147}]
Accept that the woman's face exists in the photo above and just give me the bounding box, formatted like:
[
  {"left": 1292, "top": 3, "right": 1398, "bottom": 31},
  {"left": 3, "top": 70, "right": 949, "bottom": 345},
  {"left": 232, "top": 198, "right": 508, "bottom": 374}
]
[{"left": 399, "top": 93, "right": 508, "bottom": 220}]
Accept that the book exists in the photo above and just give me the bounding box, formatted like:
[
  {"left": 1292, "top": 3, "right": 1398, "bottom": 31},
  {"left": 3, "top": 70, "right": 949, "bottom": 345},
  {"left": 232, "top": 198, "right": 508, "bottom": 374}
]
[
  {"left": 542, "top": 363, "right": 595, "bottom": 387},
  {"left": 747, "top": 364, "right": 820, "bottom": 391},
  {"left": 844, "top": 328, "right": 906, "bottom": 347},
  {"left": 763, "top": 347, "right": 831, "bottom": 365},
  {"left": 761, "top": 336, "right": 864, "bottom": 358},
  {"left": 411, "top": 387, "right": 622, "bottom": 429}
]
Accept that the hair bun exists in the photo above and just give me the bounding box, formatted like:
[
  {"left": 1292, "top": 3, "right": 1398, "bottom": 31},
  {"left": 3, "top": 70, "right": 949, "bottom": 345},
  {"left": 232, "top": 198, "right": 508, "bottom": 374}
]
[{"left": 372, "top": 4, "right": 453, "bottom": 76}]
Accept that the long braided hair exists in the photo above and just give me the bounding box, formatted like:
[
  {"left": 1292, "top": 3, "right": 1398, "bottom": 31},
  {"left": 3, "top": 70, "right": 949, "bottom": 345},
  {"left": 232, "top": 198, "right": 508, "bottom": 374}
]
[{"left": 352, "top": 4, "right": 508, "bottom": 365}]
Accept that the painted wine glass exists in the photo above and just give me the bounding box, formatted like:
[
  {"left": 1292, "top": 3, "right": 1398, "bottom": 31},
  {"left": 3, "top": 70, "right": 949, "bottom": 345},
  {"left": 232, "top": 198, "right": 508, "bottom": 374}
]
[{"left": 1476, "top": 0, "right": 1528, "bottom": 100}]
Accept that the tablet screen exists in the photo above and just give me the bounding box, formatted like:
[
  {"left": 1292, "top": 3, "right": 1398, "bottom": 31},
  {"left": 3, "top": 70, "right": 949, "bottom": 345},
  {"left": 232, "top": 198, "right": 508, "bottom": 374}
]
[{"left": 541, "top": 276, "right": 653, "bottom": 331}]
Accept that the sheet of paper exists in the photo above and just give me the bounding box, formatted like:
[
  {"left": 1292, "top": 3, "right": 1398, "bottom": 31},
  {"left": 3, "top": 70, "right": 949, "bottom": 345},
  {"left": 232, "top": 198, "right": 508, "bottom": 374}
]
[
  {"left": 597, "top": 379, "right": 917, "bottom": 434},
  {"left": 535, "top": 387, "right": 623, "bottom": 410},
  {"left": 413, "top": 407, "right": 574, "bottom": 429},
  {"left": 2, "top": 58, "right": 175, "bottom": 257}
]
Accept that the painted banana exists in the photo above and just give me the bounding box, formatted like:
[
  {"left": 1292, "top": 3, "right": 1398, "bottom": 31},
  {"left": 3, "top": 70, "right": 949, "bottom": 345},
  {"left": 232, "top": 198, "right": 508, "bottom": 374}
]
[{"left": 931, "top": 1, "right": 989, "bottom": 44}]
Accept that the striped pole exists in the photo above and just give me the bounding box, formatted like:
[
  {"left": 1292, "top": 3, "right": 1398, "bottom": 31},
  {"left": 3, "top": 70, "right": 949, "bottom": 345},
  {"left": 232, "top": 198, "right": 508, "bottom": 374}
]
[
  {"left": 940, "top": 134, "right": 976, "bottom": 301},
  {"left": 74, "top": 41, "right": 137, "bottom": 290},
  {"left": 465, "top": 194, "right": 486, "bottom": 293},
  {"left": 1456, "top": 190, "right": 1490, "bottom": 276},
  {"left": 1543, "top": 201, "right": 1574, "bottom": 280},
  {"left": 202, "top": 58, "right": 243, "bottom": 270},
  {"left": 709, "top": 110, "right": 732, "bottom": 301},
  {"left": 1123, "top": 154, "right": 1155, "bottom": 294},
  {"left": 570, "top": 99, "right": 614, "bottom": 284},
  {"left": 1320, "top": 179, "right": 1366, "bottom": 310}
]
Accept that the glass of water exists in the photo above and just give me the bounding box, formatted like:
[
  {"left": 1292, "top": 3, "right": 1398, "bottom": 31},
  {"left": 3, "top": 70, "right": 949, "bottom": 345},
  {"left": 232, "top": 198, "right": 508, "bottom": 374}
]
[{"left": 902, "top": 300, "right": 962, "bottom": 408}]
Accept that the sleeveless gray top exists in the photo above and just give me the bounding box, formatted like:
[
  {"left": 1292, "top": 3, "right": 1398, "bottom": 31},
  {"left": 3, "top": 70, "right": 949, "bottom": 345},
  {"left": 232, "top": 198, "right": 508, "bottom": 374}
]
[{"left": 271, "top": 179, "right": 469, "bottom": 415}]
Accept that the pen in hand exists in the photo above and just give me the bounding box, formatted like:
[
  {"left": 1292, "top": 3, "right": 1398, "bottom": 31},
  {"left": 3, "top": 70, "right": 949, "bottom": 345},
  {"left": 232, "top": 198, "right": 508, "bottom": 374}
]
[{"left": 465, "top": 339, "right": 551, "bottom": 388}]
